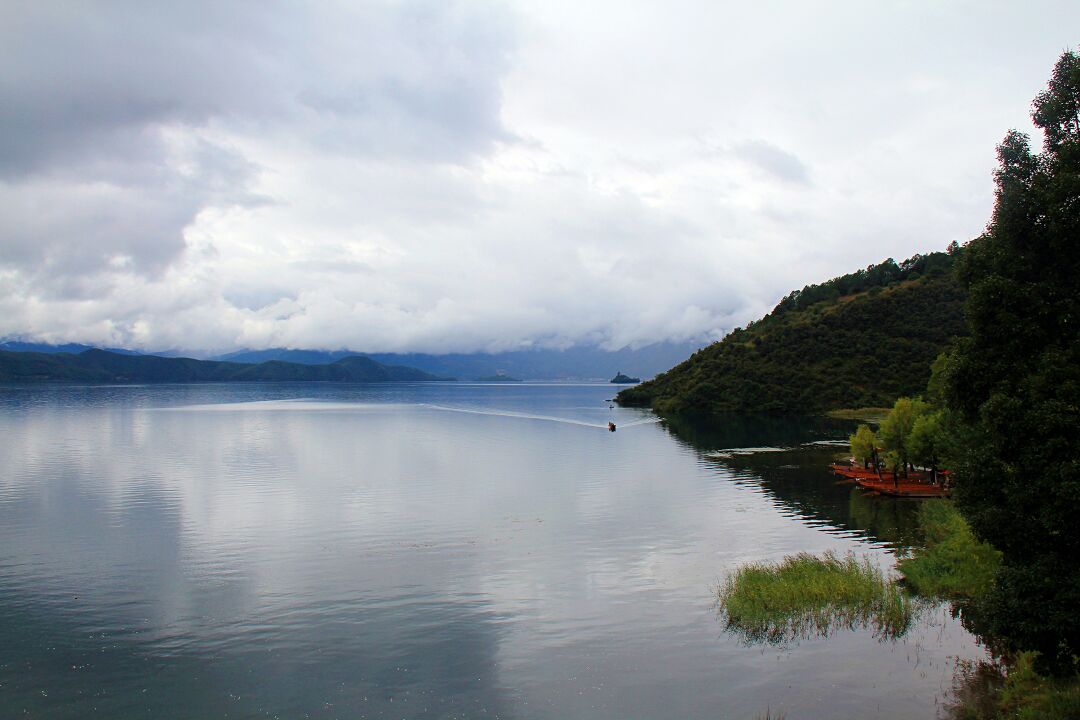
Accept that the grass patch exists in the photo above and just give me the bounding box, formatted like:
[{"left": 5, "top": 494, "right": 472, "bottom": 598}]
[
  {"left": 717, "top": 551, "right": 914, "bottom": 644},
  {"left": 996, "top": 652, "right": 1080, "bottom": 719},
  {"left": 945, "top": 653, "right": 1080, "bottom": 719},
  {"left": 898, "top": 501, "right": 1001, "bottom": 599},
  {"left": 825, "top": 407, "right": 891, "bottom": 423}
]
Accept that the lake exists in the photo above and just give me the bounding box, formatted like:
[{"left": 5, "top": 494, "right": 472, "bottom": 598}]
[{"left": 0, "top": 382, "right": 987, "bottom": 718}]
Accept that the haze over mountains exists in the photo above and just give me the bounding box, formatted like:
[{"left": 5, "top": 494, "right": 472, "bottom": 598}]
[
  {"left": 0, "top": 349, "right": 450, "bottom": 384},
  {"left": 214, "top": 342, "right": 701, "bottom": 380},
  {"left": 0, "top": 341, "right": 144, "bottom": 356},
  {"left": 0, "top": 340, "right": 701, "bottom": 381}
]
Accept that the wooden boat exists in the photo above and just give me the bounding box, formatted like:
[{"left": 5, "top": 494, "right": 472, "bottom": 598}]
[
  {"left": 830, "top": 462, "right": 950, "bottom": 497},
  {"left": 829, "top": 464, "right": 882, "bottom": 481},
  {"left": 853, "top": 477, "right": 950, "bottom": 498},
  {"left": 831, "top": 463, "right": 948, "bottom": 485}
]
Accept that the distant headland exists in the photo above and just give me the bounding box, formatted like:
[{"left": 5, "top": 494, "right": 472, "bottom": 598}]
[{"left": 0, "top": 348, "right": 451, "bottom": 384}]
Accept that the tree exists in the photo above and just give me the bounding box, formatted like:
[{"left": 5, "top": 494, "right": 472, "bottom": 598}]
[
  {"left": 908, "top": 410, "right": 947, "bottom": 484},
  {"left": 925, "top": 352, "right": 950, "bottom": 408},
  {"left": 1032, "top": 50, "right": 1080, "bottom": 151},
  {"left": 943, "top": 49, "right": 1080, "bottom": 672},
  {"left": 878, "top": 397, "right": 928, "bottom": 479},
  {"left": 883, "top": 450, "right": 903, "bottom": 488},
  {"left": 849, "top": 424, "right": 879, "bottom": 471}
]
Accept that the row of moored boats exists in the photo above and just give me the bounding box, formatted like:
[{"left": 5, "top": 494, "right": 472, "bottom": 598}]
[{"left": 828, "top": 462, "right": 951, "bottom": 498}]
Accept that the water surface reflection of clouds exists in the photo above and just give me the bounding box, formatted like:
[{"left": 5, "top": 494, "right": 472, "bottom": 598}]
[
  {"left": 160, "top": 397, "right": 663, "bottom": 431},
  {"left": 0, "top": 384, "right": 987, "bottom": 718}
]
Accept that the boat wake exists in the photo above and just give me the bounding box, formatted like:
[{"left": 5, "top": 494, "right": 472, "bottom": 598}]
[
  {"left": 619, "top": 417, "right": 664, "bottom": 428},
  {"left": 424, "top": 404, "right": 660, "bottom": 430},
  {"left": 157, "top": 399, "right": 662, "bottom": 431},
  {"left": 156, "top": 399, "right": 400, "bottom": 412}
]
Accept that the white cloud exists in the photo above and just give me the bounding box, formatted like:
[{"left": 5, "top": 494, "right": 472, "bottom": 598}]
[{"left": 0, "top": 0, "right": 1075, "bottom": 352}]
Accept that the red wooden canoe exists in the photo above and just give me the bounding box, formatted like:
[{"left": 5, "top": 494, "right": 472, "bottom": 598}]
[
  {"left": 829, "top": 464, "right": 883, "bottom": 481},
  {"left": 853, "top": 477, "right": 950, "bottom": 498}
]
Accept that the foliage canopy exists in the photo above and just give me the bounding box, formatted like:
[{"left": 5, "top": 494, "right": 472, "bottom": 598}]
[
  {"left": 849, "top": 424, "right": 878, "bottom": 467},
  {"left": 942, "top": 49, "right": 1080, "bottom": 673},
  {"left": 878, "top": 397, "right": 929, "bottom": 475},
  {"left": 618, "top": 250, "right": 965, "bottom": 415}
]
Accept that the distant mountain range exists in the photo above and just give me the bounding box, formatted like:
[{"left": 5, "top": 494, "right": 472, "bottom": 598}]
[
  {"left": 0, "top": 349, "right": 449, "bottom": 384},
  {"left": 0, "top": 340, "right": 144, "bottom": 356},
  {"left": 0, "top": 340, "right": 705, "bottom": 382},
  {"left": 212, "top": 342, "right": 702, "bottom": 380}
]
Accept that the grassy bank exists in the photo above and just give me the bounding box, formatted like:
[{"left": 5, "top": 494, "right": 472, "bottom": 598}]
[
  {"left": 894, "top": 502, "right": 1079, "bottom": 719},
  {"left": 946, "top": 652, "right": 1080, "bottom": 720},
  {"left": 717, "top": 551, "right": 914, "bottom": 644},
  {"left": 897, "top": 501, "right": 1001, "bottom": 599},
  {"left": 717, "top": 504, "right": 1079, "bottom": 718},
  {"left": 825, "top": 407, "right": 892, "bottom": 423}
]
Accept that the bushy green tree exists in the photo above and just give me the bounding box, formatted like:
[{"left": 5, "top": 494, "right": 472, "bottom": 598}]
[
  {"left": 883, "top": 450, "right": 903, "bottom": 487},
  {"left": 944, "top": 49, "right": 1080, "bottom": 672},
  {"left": 879, "top": 397, "right": 929, "bottom": 478},
  {"left": 925, "top": 352, "right": 951, "bottom": 408},
  {"left": 849, "top": 424, "right": 879, "bottom": 469},
  {"left": 908, "top": 410, "right": 947, "bottom": 484}
]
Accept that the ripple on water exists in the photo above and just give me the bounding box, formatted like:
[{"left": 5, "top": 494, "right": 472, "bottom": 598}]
[{"left": 0, "top": 384, "right": 987, "bottom": 719}]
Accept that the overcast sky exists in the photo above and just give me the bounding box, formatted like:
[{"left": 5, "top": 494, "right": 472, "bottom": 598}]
[{"left": 0, "top": 1, "right": 1076, "bottom": 353}]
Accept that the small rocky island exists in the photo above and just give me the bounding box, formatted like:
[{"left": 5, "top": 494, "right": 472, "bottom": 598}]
[{"left": 610, "top": 371, "right": 640, "bottom": 384}]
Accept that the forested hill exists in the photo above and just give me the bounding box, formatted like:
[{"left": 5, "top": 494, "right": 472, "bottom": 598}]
[
  {"left": 617, "top": 250, "right": 966, "bottom": 415},
  {"left": 0, "top": 349, "right": 449, "bottom": 384}
]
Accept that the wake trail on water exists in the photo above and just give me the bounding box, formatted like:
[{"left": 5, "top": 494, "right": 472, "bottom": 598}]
[
  {"left": 156, "top": 399, "right": 662, "bottom": 430},
  {"left": 423, "top": 404, "right": 661, "bottom": 430},
  {"left": 619, "top": 417, "right": 663, "bottom": 428}
]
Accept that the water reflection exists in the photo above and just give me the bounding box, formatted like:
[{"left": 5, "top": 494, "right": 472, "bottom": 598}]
[
  {"left": 660, "top": 412, "right": 852, "bottom": 450},
  {"left": 940, "top": 658, "right": 1009, "bottom": 719},
  {"left": 720, "top": 595, "right": 920, "bottom": 646},
  {"left": 0, "top": 386, "right": 988, "bottom": 719},
  {"left": 0, "top": 584, "right": 513, "bottom": 718},
  {"left": 661, "top": 412, "right": 922, "bottom": 550}
]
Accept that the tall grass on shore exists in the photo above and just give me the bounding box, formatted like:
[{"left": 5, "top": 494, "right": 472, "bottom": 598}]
[
  {"left": 897, "top": 501, "right": 1001, "bottom": 599},
  {"left": 718, "top": 551, "right": 914, "bottom": 644},
  {"left": 943, "top": 653, "right": 1080, "bottom": 720}
]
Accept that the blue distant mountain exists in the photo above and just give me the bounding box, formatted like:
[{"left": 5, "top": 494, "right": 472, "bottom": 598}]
[
  {"left": 215, "top": 348, "right": 359, "bottom": 365},
  {"left": 213, "top": 342, "right": 706, "bottom": 380},
  {"left": 0, "top": 349, "right": 449, "bottom": 384},
  {"left": 0, "top": 340, "right": 708, "bottom": 381},
  {"left": 0, "top": 340, "right": 144, "bottom": 356}
]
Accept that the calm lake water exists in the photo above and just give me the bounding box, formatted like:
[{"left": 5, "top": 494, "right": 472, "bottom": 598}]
[{"left": 0, "top": 383, "right": 986, "bottom": 719}]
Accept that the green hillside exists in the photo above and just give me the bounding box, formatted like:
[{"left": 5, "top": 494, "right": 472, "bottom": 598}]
[
  {"left": 617, "top": 250, "right": 965, "bottom": 415},
  {"left": 0, "top": 349, "right": 449, "bottom": 384}
]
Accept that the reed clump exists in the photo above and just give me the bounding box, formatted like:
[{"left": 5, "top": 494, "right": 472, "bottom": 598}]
[{"left": 718, "top": 551, "right": 914, "bottom": 644}]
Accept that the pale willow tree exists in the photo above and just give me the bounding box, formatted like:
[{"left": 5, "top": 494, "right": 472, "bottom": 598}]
[
  {"left": 883, "top": 451, "right": 904, "bottom": 488},
  {"left": 848, "top": 425, "right": 879, "bottom": 472},
  {"left": 908, "top": 410, "right": 947, "bottom": 484},
  {"left": 878, "top": 397, "right": 929, "bottom": 479}
]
